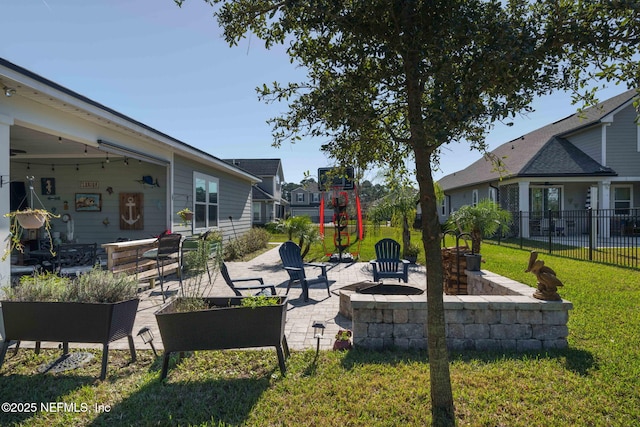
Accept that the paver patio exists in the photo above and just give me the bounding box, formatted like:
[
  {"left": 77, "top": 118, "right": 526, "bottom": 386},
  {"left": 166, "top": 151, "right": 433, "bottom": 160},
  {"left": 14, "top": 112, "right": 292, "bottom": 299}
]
[{"left": 5, "top": 243, "right": 427, "bottom": 352}]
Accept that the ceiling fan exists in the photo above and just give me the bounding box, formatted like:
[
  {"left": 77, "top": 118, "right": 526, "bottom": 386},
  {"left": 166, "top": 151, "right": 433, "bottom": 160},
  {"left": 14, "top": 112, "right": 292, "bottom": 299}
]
[{"left": 10, "top": 148, "right": 26, "bottom": 156}]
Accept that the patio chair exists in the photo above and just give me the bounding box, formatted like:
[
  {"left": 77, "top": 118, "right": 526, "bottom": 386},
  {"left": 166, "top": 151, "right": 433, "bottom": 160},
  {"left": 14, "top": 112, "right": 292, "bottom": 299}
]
[
  {"left": 369, "top": 238, "right": 409, "bottom": 283},
  {"left": 54, "top": 243, "right": 98, "bottom": 277},
  {"left": 279, "top": 241, "right": 330, "bottom": 302},
  {"left": 142, "top": 233, "right": 182, "bottom": 302},
  {"left": 220, "top": 262, "right": 277, "bottom": 296},
  {"left": 181, "top": 231, "right": 220, "bottom": 284}
]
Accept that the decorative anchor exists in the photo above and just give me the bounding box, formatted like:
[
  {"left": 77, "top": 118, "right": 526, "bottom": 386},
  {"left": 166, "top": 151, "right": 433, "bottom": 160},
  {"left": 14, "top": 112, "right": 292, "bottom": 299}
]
[{"left": 121, "top": 196, "right": 141, "bottom": 225}]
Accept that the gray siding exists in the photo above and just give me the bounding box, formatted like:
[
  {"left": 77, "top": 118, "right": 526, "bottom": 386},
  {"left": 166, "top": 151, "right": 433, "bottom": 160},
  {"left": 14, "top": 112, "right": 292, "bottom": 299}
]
[
  {"left": 569, "top": 126, "right": 602, "bottom": 163},
  {"left": 173, "top": 155, "right": 252, "bottom": 242},
  {"left": 607, "top": 104, "right": 640, "bottom": 176},
  {"left": 10, "top": 160, "right": 167, "bottom": 245}
]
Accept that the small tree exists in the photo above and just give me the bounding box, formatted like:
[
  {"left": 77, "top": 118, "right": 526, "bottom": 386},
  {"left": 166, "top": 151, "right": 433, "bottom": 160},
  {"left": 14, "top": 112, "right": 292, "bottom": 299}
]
[
  {"left": 276, "top": 216, "right": 319, "bottom": 258},
  {"left": 446, "top": 199, "right": 512, "bottom": 255}
]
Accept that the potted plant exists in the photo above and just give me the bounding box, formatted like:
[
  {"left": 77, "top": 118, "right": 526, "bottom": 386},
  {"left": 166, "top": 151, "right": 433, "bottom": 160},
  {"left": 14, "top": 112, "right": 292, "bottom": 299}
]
[
  {"left": 333, "top": 329, "right": 353, "bottom": 351},
  {"left": 177, "top": 208, "right": 193, "bottom": 225},
  {"left": 403, "top": 243, "right": 420, "bottom": 264},
  {"left": 2, "top": 208, "right": 59, "bottom": 261},
  {"left": 446, "top": 199, "right": 512, "bottom": 270},
  {"left": 0, "top": 268, "right": 140, "bottom": 380},
  {"left": 154, "top": 241, "right": 289, "bottom": 379}
]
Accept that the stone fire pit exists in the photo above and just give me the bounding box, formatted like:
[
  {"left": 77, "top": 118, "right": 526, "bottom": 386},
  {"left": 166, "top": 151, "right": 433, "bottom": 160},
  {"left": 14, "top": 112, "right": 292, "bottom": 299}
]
[{"left": 338, "top": 281, "right": 424, "bottom": 320}]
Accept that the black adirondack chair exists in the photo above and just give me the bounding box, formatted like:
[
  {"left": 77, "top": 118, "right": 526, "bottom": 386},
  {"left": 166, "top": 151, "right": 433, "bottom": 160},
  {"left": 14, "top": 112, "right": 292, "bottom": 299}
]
[
  {"left": 369, "top": 238, "right": 410, "bottom": 283},
  {"left": 278, "top": 241, "right": 330, "bottom": 302},
  {"left": 220, "top": 262, "right": 276, "bottom": 296}
]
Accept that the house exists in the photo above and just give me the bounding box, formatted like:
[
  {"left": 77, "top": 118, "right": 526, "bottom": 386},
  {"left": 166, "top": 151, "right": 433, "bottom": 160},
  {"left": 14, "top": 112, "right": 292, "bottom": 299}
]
[
  {"left": 223, "top": 158, "right": 287, "bottom": 225},
  {"left": 290, "top": 181, "right": 333, "bottom": 223},
  {"left": 0, "top": 57, "right": 260, "bottom": 283},
  {"left": 437, "top": 89, "right": 640, "bottom": 238}
]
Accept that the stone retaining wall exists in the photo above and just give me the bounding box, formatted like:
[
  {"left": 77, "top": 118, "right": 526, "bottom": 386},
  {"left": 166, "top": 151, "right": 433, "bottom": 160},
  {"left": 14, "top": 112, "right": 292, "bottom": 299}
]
[{"left": 351, "top": 270, "right": 572, "bottom": 352}]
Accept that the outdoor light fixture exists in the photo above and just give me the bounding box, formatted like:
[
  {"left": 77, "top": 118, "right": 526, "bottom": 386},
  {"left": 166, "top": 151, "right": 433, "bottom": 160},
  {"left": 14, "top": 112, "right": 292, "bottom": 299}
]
[
  {"left": 3, "top": 86, "right": 16, "bottom": 97},
  {"left": 137, "top": 327, "right": 158, "bottom": 357},
  {"left": 312, "top": 320, "right": 326, "bottom": 355}
]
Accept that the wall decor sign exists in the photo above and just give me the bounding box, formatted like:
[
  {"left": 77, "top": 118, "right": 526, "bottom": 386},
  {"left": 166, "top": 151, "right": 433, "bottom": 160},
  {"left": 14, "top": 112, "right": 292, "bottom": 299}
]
[
  {"left": 80, "top": 181, "right": 100, "bottom": 189},
  {"left": 75, "top": 193, "right": 102, "bottom": 212},
  {"left": 41, "top": 178, "right": 56, "bottom": 195},
  {"left": 119, "top": 192, "right": 144, "bottom": 230}
]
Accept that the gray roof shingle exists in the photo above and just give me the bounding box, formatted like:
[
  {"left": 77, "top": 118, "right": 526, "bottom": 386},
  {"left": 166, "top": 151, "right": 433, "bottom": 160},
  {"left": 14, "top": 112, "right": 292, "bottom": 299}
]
[{"left": 223, "top": 158, "right": 282, "bottom": 177}]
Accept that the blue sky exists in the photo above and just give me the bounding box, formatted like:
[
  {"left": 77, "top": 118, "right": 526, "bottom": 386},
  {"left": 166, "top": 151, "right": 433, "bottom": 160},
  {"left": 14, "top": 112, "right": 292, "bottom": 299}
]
[{"left": 1, "top": 0, "right": 626, "bottom": 184}]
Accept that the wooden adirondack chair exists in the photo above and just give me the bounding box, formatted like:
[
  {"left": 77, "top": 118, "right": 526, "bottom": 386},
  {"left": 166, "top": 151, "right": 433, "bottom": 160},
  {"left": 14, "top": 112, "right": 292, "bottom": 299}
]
[
  {"left": 369, "top": 238, "right": 410, "bottom": 283},
  {"left": 278, "top": 241, "right": 330, "bottom": 302}
]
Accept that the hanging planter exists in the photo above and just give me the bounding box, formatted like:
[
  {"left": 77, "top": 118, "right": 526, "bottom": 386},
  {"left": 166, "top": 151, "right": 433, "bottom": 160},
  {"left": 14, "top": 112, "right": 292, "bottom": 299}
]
[
  {"left": 3, "top": 209, "right": 59, "bottom": 261},
  {"left": 15, "top": 210, "right": 47, "bottom": 229},
  {"left": 177, "top": 208, "right": 193, "bottom": 225}
]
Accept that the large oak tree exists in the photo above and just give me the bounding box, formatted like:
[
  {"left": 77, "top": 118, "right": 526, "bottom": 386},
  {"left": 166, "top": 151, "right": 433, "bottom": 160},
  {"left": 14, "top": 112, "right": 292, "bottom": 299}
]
[{"left": 177, "top": 1, "right": 639, "bottom": 424}]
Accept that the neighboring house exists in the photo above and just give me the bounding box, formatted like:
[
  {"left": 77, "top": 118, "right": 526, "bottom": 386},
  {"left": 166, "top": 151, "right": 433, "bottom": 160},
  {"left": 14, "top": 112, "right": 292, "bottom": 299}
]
[
  {"left": 223, "top": 158, "right": 287, "bottom": 225},
  {"left": 290, "top": 181, "right": 332, "bottom": 223},
  {"left": 438, "top": 89, "right": 640, "bottom": 238},
  {"left": 0, "top": 57, "right": 260, "bottom": 283}
]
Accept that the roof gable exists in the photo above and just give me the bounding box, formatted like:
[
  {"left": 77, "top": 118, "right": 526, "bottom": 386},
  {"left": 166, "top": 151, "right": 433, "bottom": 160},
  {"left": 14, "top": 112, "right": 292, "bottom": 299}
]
[
  {"left": 224, "top": 159, "right": 282, "bottom": 177},
  {"left": 521, "top": 137, "right": 615, "bottom": 176}
]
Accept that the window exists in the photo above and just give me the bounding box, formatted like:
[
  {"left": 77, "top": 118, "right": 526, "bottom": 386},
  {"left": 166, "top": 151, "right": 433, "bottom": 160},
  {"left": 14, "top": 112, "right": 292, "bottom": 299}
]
[
  {"left": 252, "top": 202, "right": 261, "bottom": 222},
  {"left": 488, "top": 187, "right": 497, "bottom": 204},
  {"left": 471, "top": 189, "right": 479, "bottom": 207},
  {"left": 612, "top": 185, "right": 632, "bottom": 215},
  {"left": 296, "top": 193, "right": 305, "bottom": 203},
  {"left": 193, "top": 172, "right": 218, "bottom": 229},
  {"left": 440, "top": 198, "right": 447, "bottom": 216},
  {"left": 530, "top": 186, "right": 562, "bottom": 217},
  {"left": 311, "top": 192, "right": 320, "bottom": 203}
]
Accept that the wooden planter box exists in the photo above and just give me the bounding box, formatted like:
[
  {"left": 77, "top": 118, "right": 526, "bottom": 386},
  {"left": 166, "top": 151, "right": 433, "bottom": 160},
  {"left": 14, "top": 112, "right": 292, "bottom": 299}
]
[
  {"left": 155, "top": 296, "right": 289, "bottom": 379},
  {"left": 0, "top": 298, "right": 139, "bottom": 379}
]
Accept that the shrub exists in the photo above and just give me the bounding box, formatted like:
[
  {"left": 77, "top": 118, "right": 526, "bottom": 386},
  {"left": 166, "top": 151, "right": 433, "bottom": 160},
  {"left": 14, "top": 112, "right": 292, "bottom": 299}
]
[{"left": 225, "top": 227, "right": 271, "bottom": 260}]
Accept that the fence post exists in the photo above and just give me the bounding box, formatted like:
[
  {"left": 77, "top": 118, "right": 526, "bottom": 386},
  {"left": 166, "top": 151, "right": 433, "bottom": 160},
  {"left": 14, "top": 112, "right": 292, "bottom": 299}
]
[
  {"left": 519, "top": 211, "right": 523, "bottom": 249},
  {"left": 588, "top": 208, "right": 593, "bottom": 261},
  {"left": 547, "top": 209, "right": 552, "bottom": 255}
]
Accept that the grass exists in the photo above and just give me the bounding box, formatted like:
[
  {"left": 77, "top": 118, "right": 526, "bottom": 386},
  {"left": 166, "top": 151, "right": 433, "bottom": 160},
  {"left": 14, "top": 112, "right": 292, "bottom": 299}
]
[{"left": 1, "top": 235, "right": 639, "bottom": 425}]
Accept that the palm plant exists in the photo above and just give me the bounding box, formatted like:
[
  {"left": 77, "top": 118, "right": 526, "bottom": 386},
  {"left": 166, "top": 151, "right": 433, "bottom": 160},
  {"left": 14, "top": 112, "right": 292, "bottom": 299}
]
[{"left": 446, "top": 199, "right": 512, "bottom": 254}]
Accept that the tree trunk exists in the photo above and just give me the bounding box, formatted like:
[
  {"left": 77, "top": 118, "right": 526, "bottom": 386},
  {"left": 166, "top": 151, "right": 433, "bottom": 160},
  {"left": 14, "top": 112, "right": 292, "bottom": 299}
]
[
  {"left": 402, "top": 215, "right": 411, "bottom": 255},
  {"left": 415, "top": 148, "right": 456, "bottom": 426},
  {"left": 402, "top": 7, "right": 455, "bottom": 419}
]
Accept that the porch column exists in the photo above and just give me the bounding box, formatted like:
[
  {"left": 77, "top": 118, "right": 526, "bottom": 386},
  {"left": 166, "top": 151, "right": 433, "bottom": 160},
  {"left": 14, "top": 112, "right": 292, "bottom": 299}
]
[
  {"left": 519, "top": 181, "right": 530, "bottom": 238},
  {"left": 0, "top": 113, "right": 13, "bottom": 342}
]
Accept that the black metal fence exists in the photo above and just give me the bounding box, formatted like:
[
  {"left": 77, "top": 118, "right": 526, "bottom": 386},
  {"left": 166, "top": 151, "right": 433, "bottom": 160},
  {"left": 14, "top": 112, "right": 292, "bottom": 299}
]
[{"left": 494, "top": 208, "right": 639, "bottom": 269}]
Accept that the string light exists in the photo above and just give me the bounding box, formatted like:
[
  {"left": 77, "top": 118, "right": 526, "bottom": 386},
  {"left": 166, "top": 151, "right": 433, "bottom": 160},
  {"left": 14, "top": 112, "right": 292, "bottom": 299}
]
[
  {"left": 124, "top": 157, "right": 129, "bottom": 166},
  {"left": 27, "top": 162, "right": 30, "bottom": 170},
  {"left": 76, "top": 164, "right": 79, "bottom": 171},
  {"left": 101, "top": 162, "right": 105, "bottom": 169},
  {"left": 58, "top": 137, "right": 62, "bottom": 143},
  {"left": 51, "top": 164, "right": 55, "bottom": 171},
  {"left": 105, "top": 153, "right": 110, "bottom": 163},
  {"left": 84, "top": 145, "right": 88, "bottom": 155}
]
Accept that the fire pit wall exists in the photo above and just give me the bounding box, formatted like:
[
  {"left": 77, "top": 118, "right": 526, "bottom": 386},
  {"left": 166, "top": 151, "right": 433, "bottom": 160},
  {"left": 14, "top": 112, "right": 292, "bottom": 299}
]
[{"left": 351, "top": 270, "right": 572, "bottom": 352}]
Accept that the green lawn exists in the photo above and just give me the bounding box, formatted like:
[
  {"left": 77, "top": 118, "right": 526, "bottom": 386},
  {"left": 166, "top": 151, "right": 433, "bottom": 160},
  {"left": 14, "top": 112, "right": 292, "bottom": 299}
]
[{"left": 0, "top": 238, "right": 639, "bottom": 426}]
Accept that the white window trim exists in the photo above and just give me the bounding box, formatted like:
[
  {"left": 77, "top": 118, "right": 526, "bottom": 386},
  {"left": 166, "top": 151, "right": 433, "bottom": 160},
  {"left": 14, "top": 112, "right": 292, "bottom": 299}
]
[
  {"left": 193, "top": 171, "right": 219, "bottom": 230},
  {"left": 611, "top": 184, "right": 633, "bottom": 215},
  {"left": 296, "top": 192, "right": 305, "bottom": 203},
  {"left": 252, "top": 202, "right": 261, "bottom": 222},
  {"left": 529, "top": 184, "right": 565, "bottom": 212},
  {"left": 488, "top": 187, "right": 497, "bottom": 204},
  {"left": 471, "top": 189, "right": 479, "bottom": 207}
]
